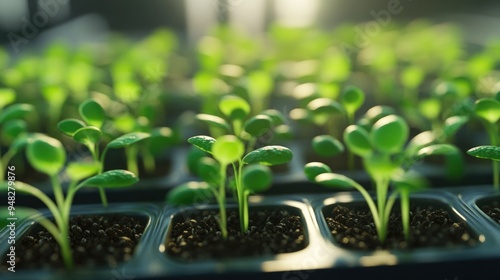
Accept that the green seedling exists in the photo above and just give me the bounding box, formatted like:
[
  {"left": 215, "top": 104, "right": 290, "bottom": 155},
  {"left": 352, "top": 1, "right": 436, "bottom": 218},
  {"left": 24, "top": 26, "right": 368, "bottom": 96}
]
[
  {"left": 58, "top": 99, "right": 150, "bottom": 206},
  {"left": 0, "top": 94, "right": 34, "bottom": 182},
  {"left": 472, "top": 98, "right": 500, "bottom": 188},
  {"left": 169, "top": 134, "right": 292, "bottom": 239},
  {"left": 1, "top": 134, "right": 138, "bottom": 269},
  {"left": 305, "top": 113, "right": 461, "bottom": 243}
]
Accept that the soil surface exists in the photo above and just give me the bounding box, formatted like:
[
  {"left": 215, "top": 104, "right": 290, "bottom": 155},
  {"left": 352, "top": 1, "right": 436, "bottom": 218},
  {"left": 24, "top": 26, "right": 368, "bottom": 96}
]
[
  {"left": 1, "top": 215, "right": 146, "bottom": 270},
  {"left": 479, "top": 200, "right": 500, "bottom": 224},
  {"left": 166, "top": 208, "right": 306, "bottom": 261},
  {"left": 324, "top": 204, "right": 478, "bottom": 250}
]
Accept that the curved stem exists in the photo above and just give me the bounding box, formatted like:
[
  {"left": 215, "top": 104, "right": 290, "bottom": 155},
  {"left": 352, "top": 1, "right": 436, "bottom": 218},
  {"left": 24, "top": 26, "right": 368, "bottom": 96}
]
[
  {"left": 50, "top": 175, "right": 65, "bottom": 213},
  {"left": 1, "top": 148, "right": 17, "bottom": 182},
  {"left": 125, "top": 145, "right": 139, "bottom": 176},
  {"left": 349, "top": 180, "right": 381, "bottom": 238},
  {"left": 15, "top": 182, "right": 64, "bottom": 232},
  {"left": 218, "top": 164, "right": 228, "bottom": 239},
  {"left": 97, "top": 145, "right": 109, "bottom": 207},
  {"left": 34, "top": 216, "right": 73, "bottom": 269},
  {"left": 488, "top": 123, "right": 499, "bottom": 190},
  {"left": 398, "top": 188, "right": 411, "bottom": 241}
]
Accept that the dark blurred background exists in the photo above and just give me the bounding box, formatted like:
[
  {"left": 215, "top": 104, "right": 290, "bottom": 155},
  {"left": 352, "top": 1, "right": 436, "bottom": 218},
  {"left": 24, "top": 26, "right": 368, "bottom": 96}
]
[{"left": 0, "top": 0, "right": 499, "bottom": 50}]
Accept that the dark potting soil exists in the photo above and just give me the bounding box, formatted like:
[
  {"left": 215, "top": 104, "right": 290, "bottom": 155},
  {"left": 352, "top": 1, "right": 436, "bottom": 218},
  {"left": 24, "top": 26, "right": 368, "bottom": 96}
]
[
  {"left": 479, "top": 200, "right": 500, "bottom": 224},
  {"left": 166, "top": 209, "right": 306, "bottom": 261},
  {"left": 324, "top": 205, "right": 478, "bottom": 250},
  {"left": 0, "top": 215, "right": 145, "bottom": 271}
]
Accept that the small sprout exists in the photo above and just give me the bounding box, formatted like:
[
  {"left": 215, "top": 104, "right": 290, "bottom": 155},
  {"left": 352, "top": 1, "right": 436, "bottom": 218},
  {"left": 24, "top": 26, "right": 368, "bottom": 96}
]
[
  {"left": 307, "top": 108, "right": 461, "bottom": 244},
  {"left": 6, "top": 134, "right": 139, "bottom": 270},
  {"left": 340, "top": 86, "right": 365, "bottom": 123},
  {"left": 196, "top": 113, "right": 231, "bottom": 132}
]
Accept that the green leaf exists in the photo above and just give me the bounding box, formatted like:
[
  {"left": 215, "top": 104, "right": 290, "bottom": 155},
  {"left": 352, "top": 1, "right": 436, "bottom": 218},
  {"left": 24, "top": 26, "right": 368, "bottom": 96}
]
[
  {"left": 73, "top": 126, "right": 102, "bottom": 146},
  {"left": 1, "top": 119, "right": 27, "bottom": 141},
  {"left": 307, "top": 98, "right": 344, "bottom": 115},
  {"left": 312, "top": 135, "right": 344, "bottom": 157},
  {"left": 340, "top": 86, "right": 365, "bottom": 115},
  {"left": 66, "top": 162, "right": 100, "bottom": 181},
  {"left": 9, "top": 133, "right": 31, "bottom": 153},
  {"left": 188, "top": 135, "right": 216, "bottom": 154},
  {"left": 57, "top": 119, "right": 86, "bottom": 137},
  {"left": 212, "top": 135, "right": 244, "bottom": 165},
  {"left": 26, "top": 136, "right": 66, "bottom": 176},
  {"left": 314, "top": 173, "right": 355, "bottom": 189},
  {"left": 474, "top": 98, "right": 500, "bottom": 124},
  {"left": 467, "top": 145, "right": 500, "bottom": 161},
  {"left": 0, "top": 88, "right": 16, "bottom": 109},
  {"left": 0, "top": 103, "right": 34, "bottom": 124},
  {"left": 343, "top": 125, "right": 372, "bottom": 157},
  {"left": 243, "top": 165, "right": 272, "bottom": 193},
  {"left": 242, "top": 145, "right": 293, "bottom": 166},
  {"left": 80, "top": 170, "right": 138, "bottom": 188},
  {"left": 443, "top": 115, "right": 469, "bottom": 137},
  {"left": 166, "top": 181, "right": 213, "bottom": 206},
  {"left": 371, "top": 115, "right": 409, "bottom": 154},
  {"left": 417, "top": 144, "right": 460, "bottom": 158},
  {"left": 79, "top": 99, "right": 105, "bottom": 128},
  {"left": 418, "top": 98, "right": 441, "bottom": 121},
  {"left": 261, "top": 109, "right": 286, "bottom": 126},
  {"left": 197, "top": 157, "right": 220, "bottom": 185},
  {"left": 219, "top": 95, "right": 250, "bottom": 119},
  {"left": 196, "top": 113, "right": 230, "bottom": 132},
  {"left": 243, "top": 114, "right": 273, "bottom": 137},
  {"left": 106, "top": 132, "right": 151, "bottom": 149},
  {"left": 363, "top": 105, "right": 395, "bottom": 125},
  {"left": 304, "top": 162, "right": 332, "bottom": 182},
  {"left": 405, "top": 131, "right": 436, "bottom": 156}
]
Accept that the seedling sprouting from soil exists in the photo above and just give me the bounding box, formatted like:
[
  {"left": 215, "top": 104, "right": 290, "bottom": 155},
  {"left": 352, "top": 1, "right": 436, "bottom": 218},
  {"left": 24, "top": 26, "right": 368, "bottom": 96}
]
[
  {"left": 305, "top": 113, "right": 460, "bottom": 243},
  {"left": 1, "top": 134, "right": 138, "bottom": 269}
]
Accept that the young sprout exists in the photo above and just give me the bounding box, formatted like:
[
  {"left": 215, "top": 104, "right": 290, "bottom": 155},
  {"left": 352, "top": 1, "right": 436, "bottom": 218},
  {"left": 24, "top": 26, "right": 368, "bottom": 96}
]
[
  {"left": 0, "top": 96, "right": 34, "bottom": 182},
  {"left": 168, "top": 126, "right": 292, "bottom": 239},
  {"left": 473, "top": 98, "right": 500, "bottom": 188},
  {"left": 58, "top": 99, "right": 150, "bottom": 206},
  {"left": 305, "top": 113, "right": 461, "bottom": 243},
  {"left": 1, "top": 134, "right": 138, "bottom": 269}
]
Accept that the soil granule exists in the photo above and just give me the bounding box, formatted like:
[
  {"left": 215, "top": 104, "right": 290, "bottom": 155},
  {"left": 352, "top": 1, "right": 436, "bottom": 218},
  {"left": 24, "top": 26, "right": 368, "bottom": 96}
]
[
  {"left": 325, "top": 204, "right": 478, "bottom": 250},
  {"left": 479, "top": 200, "right": 500, "bottom": 224},
  {"left": 166, "top": 208, "right": 306, "bottom": 261},
  {"left": 1, "top": 215, "right": 145, "bottom": 270}
]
